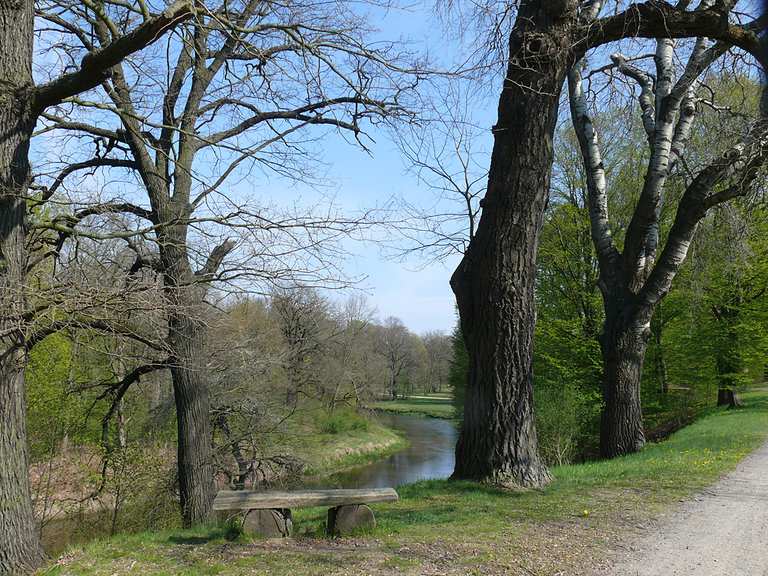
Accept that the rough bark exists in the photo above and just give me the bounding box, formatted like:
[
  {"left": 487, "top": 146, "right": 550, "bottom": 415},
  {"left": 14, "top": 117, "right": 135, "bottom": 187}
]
[
  {"left": 450, "top": 3, "right": 575, "bottom": 487},
  {"left": 0, "top": 2, "right": 45, "bottom": 572},
  {"left": 162, "top": 226, "right": 217, "bottom": 527},
  {"left": 599, "top": 301, "right": 648, "bottom": 458},
  {"left": 168, "top": 303, "right": 216, "bottom": 526}
]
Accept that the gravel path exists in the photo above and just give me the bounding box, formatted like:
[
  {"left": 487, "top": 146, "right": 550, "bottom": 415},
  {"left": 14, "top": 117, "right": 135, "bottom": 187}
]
[{"left": 600, "top": 441, "right": 768, "bottom": 576}]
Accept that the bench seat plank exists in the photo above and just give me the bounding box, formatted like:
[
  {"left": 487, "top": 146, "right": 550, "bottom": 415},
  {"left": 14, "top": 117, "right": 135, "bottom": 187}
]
[{"left": 213, "top": 488, "right": 398, "bottom": 511}]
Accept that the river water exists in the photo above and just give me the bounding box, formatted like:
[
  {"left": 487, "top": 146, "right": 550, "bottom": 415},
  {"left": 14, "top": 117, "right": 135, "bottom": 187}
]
[
  {"left": 321, "top": 412, "right": 458, "bottom": 488},
  {"left": 42, "top": 412, "right": 456, "bottom": 554}
]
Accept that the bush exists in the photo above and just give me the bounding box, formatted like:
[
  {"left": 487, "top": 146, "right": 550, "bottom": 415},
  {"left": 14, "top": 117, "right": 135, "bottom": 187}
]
[
  {"left": 535, "top": 380, "right": 600, "bottom": 466},
  {"left": 317, "top": 409, "right": 370, "bottom": 434}
]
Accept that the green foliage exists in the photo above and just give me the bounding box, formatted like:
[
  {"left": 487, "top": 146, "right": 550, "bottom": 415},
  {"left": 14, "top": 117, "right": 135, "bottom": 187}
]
[
  {"left": 448, "top": 319, "right": 467, "bottom": 422},
  {"left": 316, "top": 408, "right": 370, "bottom": 434},
  {"left": 222, "top": 516, "right": 245, "bottom": 541},
  {"left": 26, "top": 334, "right": 108, "bottom": 460},
  {"left": 533, "top": 200, "right": 604, "bottom": 464}
]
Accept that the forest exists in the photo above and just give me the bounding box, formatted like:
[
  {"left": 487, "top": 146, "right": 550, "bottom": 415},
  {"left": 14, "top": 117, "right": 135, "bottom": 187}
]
[{"left": 1, "top": 0, "right": 767, "bottom": 574}]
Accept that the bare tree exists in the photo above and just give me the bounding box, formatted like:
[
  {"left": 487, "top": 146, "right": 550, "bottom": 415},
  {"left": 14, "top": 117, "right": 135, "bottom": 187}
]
[
  {"left": 422, "top": 330, "right": 452, "bottom": 393},
  {"left": 378, "top": 316, "right": 414, "bottom": 399},
  {"left": 567, "top": 26, "right": 768, "bottom": 456},
  {"left": 393, "top": 87, "right": 486, "bottom": 262},
  {"left": 32, "top": 0, "right": 422, "bottom": 525},
  {"left": 324, "top": 294, "right": 378, "bottom": 409},
  {"left": 272, "top": 287, "right": 329, "bottom": 407},
  {"left": 0, "top": 1, "right": 192, "bottom": 571}
]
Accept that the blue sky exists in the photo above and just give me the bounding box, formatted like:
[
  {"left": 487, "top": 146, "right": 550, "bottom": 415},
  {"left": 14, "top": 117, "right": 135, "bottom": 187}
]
[
  {"left": 37, "top": 1, "right": 763, "bottom": 335},
  {"left": 245, "top": 3, "right": 497, "bottom": 335},
  {"left": 311, "top": 137, "right": 465, "bottom": 335}
]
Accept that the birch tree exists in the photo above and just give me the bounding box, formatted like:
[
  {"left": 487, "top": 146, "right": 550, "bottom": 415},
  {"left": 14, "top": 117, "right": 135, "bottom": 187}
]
[
  {"left": 449, "top": 0, "right": 766, "bottom": 486},
  {"left": 567, "top": 21, "right": 768, "bottom": 456}
]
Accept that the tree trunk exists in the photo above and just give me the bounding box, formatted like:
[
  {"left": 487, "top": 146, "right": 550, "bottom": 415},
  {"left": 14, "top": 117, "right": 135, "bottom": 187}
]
[
  {"left": 168, "top": 306, "right": 216, "bottom": 527},
  {"left": 715, "top": 350, "right": 741, "bottom": 407},
  {"left": 714, "top": 310, "right": 741, "bottom": 408},
  {"left": 0, "top": 1, "right": 45, "bottom": 572},
  {"left": 599, "top": 306, "right": 648, "bottom": 458},
  {"left": 651, "top": 309, "right": 668, "bottom": 395},
  {"left": 285, "top": 365, "right": 299, "bottom": 408},
  {"left": 451, "top": 5, "right": 574, "bottom": 488}
]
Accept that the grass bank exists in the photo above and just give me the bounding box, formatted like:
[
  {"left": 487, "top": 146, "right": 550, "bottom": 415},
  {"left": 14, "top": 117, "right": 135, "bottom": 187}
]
[
  {"left": 45, "top": 391, "right": 768, "bottom": 575},
  {"left": 295, "top": 415, "right": 408, "bottom": 477},
  {"left": 260, "top": 407, "right": 408, "bottom": 479},
  {"left": 372, "top": 394, "right": 455, "bottom": 419}
]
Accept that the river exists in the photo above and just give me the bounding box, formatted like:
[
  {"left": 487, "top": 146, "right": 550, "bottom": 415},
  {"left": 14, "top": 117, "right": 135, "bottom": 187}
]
[
  {"left": 41, "top": 412, "right": 456, "bottom": 554},
  {"left": 320, "top": 412, "right": 458, "bottom": 488}
]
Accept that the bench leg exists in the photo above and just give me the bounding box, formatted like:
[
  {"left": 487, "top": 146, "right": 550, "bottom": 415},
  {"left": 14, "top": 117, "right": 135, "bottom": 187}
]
[
  {"left": 243, "top": 508, "right": 292, "bottom": 538},
  {"left": 327, "top": 504, "right": 375, "bottom": 536}
]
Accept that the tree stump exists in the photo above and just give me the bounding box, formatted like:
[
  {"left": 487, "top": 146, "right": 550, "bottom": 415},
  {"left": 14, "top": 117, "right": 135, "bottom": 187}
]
[
  {"left": 243, "top": 508, "right": 292, "bottom": 538},
  {"left": 717, "top": 388, "right": 742, "bottom": 408},
  {"left": 327, "top": 504, "right": 375, "bottom": 535}
]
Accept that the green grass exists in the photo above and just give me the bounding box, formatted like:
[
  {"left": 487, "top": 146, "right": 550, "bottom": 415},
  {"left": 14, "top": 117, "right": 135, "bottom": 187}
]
[
  {"left": 46, "top": 392, "right": 768, "bottom": 575},
  {"left": 295, "top": 418, "right": 408, "bottom": 477},
  {"left": 256, "top": 406, "right": 408, "bottom": 478},
  {"left": 372, "top": 395, "right": 456, "bottom": 419}
]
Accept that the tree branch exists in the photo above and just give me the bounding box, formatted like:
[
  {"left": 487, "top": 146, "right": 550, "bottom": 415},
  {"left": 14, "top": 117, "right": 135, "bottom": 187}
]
[
  {"left": 587, "top": 3, "right": 766, "bottom": 69},
  {"left": 567, "top": 60, "right": 621, "bottom": 275},
  {"left": 34, "top": 0, "right": 194, "bottom": 111},
  {"left": 195, "top": 239, "right": 236, "bottom": 279}
]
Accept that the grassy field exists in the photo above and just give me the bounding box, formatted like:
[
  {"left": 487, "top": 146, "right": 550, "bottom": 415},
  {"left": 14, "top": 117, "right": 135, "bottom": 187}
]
[
  {"left": 372, "top": 394, "right": 456, "bottom": 419},
  {"left": 44, "top": 392, "right": 768, "bottom": 575}
]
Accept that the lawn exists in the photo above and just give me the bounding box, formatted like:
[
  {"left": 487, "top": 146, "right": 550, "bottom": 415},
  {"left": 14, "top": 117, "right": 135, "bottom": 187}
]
[
  {"left": 372, "top": 395, "right": 456, "bottom": 419},
  {"left": 44, "top": 392, "right": 768, "bottom": 575}
]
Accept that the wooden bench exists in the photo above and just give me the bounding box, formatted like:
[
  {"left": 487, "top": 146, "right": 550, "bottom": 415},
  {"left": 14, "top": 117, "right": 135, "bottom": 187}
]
[{"left": 213, "top": 488, "right": 399, "bottom": 537}]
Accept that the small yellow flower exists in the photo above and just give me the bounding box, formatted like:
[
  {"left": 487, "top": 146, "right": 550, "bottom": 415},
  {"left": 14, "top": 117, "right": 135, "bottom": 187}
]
[{"left": 582, "top": 509, "right": 590, "bottom": 517}]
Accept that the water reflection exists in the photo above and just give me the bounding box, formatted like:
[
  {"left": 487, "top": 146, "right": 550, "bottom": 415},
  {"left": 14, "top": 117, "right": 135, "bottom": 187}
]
[{"left": 321, "top": 413, "right": 457, "bottom": 488}]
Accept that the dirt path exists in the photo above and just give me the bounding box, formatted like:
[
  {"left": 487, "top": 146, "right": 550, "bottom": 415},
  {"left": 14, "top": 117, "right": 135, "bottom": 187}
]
[{"left": 600, "top": 441, "right": 768, "bottom": 576}]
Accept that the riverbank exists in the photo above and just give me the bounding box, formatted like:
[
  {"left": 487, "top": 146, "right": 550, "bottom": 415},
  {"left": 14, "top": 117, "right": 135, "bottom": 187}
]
[
  {"left": 33, "top": 408, "right": 407, "bottom": 557},
  {"left": 46, "top": 391, "right": 768, "bottom": 575},
  {"left": 372, "top": 394, "right": 456, "bottom": 419},
  {"left": 294, "top": 414, "right": 408, "bottom": 477}
]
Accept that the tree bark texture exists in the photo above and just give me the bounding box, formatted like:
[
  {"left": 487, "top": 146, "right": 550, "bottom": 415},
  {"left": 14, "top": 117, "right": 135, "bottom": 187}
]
[
  {"left": 163, "top": 246, "right": 216, "bottom": 527},
  {"left": 599, "top": 301, "right": 648, "bottom": 458},
  {"left": 450, "top": 4, "right": 578, "bottom": 488},
  {"left": 169, "top": 311, "right": 216, "bottom": 526},
  {"left": 0, "top": 1, "right": 44, "bottom": 572}
]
